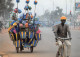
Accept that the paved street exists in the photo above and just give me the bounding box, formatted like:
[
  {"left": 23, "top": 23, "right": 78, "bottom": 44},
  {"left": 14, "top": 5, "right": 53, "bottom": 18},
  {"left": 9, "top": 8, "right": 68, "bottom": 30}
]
[{"left": 0, "top": 27, "right": 80, "bottom": 57}]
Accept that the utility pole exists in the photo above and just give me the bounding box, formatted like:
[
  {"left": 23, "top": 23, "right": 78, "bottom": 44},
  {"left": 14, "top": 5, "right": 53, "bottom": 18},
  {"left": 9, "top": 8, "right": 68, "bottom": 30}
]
[
  {"left": 74, "top": 0, "right": 76, "bottom": 28},
  {"left": 66, "top": 0, "right": 67, "bottom": 15},
  {"left": 70, "top": 0, "right": 72, "bottom": 29},
  {"left": 74, "top": 0, "right": 76, "bottom": 14},
  {"left": 53, "top": 0, "right": 54, "bottom": 25},
  {"left": 53, "top": 0, "right": 54, "bottom": 11}
]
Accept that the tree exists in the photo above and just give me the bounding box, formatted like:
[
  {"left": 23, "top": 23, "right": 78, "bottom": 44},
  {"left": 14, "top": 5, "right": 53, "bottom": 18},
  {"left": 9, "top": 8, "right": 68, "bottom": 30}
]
[
  {"left": 0, "top": 0, "right": 14, "bottom": 20},
  {"left": 39, "top": 6, "right": 79, "bottom": 27},
  {"left": 49, "top": 7, "right": 64, "bottom": 23},
  {"left": 39, "top": 7, "right": 64, "bottom": 25}
]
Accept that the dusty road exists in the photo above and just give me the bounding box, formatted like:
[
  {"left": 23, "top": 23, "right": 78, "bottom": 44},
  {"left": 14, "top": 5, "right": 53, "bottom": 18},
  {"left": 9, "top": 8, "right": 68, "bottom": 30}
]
[{"left": 0, "top": 27, "right": 80, "bottom": 57}]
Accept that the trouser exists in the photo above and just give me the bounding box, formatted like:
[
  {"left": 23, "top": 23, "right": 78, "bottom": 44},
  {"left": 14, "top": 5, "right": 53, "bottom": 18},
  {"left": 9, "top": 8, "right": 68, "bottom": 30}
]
[{"left": 57, "top": 39, "right": 71, "bottom": 57}]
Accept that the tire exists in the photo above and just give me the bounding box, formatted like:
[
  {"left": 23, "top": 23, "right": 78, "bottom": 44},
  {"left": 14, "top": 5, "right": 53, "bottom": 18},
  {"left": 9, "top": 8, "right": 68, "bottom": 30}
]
[
  {"left": 60, "top": 46, "right": 65, "bottom": 57},
  {"left": 30, "top": 46, "right": 33, "bottom": 53},
  {"left": 20, "top": 46, "right": 23, "bottom": 52},
  {"left": 56, "top": 51, "right": 60, "bottom": 57},
  {"left": 16, "top": 47, "right": 19, "bottom": 53},
  {"left": 20, "top": 47, "right": 22, "bottom": 52}
]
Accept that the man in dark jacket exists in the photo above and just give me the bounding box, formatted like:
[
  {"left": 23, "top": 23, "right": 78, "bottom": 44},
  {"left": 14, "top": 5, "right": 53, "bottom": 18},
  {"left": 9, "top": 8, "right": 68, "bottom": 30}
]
[{"left": 54, "top": 16, "right": 72, "bottom": 57}]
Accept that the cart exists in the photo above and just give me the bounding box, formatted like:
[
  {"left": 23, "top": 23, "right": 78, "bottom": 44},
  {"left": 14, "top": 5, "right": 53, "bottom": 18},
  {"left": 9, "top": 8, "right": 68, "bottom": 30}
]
[{"left": 9, "top": 30, "right": 41, "bottom": 53}]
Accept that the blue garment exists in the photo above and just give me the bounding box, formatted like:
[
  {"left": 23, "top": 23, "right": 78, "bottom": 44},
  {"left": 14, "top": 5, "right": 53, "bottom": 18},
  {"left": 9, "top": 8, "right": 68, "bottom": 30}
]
[
  {"left": 15, "top": 24, "right": 20, "bottom": 32},
  {"left": 23, "top": 14, "right": 26, "bottom": 19},
  {"left": 10, "top": 21, "right": 16, "bottom": 25}
]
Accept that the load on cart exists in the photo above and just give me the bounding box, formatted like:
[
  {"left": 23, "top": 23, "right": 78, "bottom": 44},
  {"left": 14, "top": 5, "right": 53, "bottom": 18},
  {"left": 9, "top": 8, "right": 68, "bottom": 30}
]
[{"left": 8, "top": 0, "right": 41, "bottom": 53}]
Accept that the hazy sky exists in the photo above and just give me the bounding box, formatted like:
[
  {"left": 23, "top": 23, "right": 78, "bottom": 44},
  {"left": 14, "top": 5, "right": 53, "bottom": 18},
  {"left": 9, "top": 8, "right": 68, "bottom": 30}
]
[{"left": 13, "top": 0, "right": 80, "bottom": 16}]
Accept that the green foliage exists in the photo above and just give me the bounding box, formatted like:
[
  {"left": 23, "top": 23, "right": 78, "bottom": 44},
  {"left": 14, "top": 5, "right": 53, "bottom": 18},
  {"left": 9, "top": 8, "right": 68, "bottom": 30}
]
[
  {"left": 39, "top": 6, "right": 78, "bottom": 25},
  {"left": 39, "top": 7, "right": 64, "bottom": 23},
  {"left": 0, "top": 0, "right": 14, "bottom": 19}
]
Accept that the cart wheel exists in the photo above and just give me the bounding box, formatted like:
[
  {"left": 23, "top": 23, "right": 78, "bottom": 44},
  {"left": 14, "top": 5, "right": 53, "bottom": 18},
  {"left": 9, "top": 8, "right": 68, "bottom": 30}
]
[
  {"left": 20, "top": 47, "right": 22, "bottom": 52},
  {"left": 30, "top": 46, "right": 33, "bottom": 53},
  {"left": 16, "top": 47, "right": 19, "bottom": 53},
  {"left": 20, "top": 46, "right": 23, "bottom": 52}
]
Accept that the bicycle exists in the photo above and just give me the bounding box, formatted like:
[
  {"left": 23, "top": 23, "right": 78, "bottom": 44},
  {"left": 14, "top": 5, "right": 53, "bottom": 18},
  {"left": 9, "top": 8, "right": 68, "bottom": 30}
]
[{"left": 56, "top": 37, "right": 72, "bottom": 57}]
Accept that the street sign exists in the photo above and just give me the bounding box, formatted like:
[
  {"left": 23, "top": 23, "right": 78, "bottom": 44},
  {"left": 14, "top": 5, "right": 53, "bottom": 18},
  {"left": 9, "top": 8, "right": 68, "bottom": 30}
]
[{"left": 75, "top": 2, "right": 80, "bottom": 11}]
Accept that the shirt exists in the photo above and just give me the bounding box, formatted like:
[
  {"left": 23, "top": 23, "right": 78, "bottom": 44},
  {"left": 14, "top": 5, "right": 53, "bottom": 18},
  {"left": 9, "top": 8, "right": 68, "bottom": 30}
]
[{"left": 54, "top": 24, "right": 71, "bottom": 38}]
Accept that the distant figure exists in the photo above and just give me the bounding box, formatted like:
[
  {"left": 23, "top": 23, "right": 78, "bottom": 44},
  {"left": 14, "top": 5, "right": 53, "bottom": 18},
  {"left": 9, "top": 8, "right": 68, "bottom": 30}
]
[{"left": 0, "top": 21, "right": 3, "bottom": 32}]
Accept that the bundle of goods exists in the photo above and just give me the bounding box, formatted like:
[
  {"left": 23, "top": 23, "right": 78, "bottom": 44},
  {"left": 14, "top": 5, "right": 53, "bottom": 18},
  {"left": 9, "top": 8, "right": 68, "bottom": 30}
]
[{"left": 8, "top": 0, "right": 41, "bottom": 53}]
